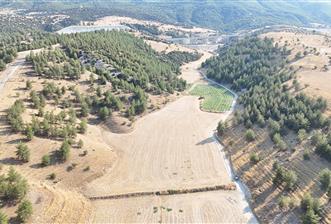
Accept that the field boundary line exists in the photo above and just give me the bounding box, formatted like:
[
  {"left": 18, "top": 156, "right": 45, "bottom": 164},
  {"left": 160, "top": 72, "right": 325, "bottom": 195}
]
[{"left": 88, "top": 183, "right": 236, "bottom": 201}]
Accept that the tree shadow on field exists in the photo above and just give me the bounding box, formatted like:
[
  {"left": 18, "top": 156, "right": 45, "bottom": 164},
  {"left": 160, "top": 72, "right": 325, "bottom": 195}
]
[
  {"left": 0, "top": 157, "right": 23, "bottom": 165},
  {"left": 6, "top": 138, "right": 27, "bottom": 145},
  {"left": 196, "top": 136, "right": 214, "bottom": 145}
]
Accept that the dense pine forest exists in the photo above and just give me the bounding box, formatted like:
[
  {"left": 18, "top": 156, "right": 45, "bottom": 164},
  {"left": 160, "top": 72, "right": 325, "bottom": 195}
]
[
  {"left": 205, "top": 37, "right": 329, "bottom": 135},
  {"left": 59, "top": 31, "right": 188, "bottom": 94},
  {"left": 206, "top": 37, "right": 331, "bottom": 223}
]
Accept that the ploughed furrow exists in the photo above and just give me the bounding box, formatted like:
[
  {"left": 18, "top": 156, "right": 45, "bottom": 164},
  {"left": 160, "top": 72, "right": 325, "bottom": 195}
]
[
  {"left": 31, "top": 185, "right": 92, "bottom": 223},
  {"left": 89, "top": 183, "right": 237, "bottom": 201}
]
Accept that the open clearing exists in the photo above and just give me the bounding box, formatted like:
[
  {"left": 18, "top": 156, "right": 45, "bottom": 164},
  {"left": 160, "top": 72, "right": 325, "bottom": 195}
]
[
  {"left": 190, "top": 84, "right": 234, "bottom": 112},
  {"left": 91, "top": 191, "right": 255, "bottom": 223},
  {"left": 84, "top": 96, "right": 232, "bottom": 196},
  {"left": 84, "top": 51, "right": 256, "bottom": 222}
]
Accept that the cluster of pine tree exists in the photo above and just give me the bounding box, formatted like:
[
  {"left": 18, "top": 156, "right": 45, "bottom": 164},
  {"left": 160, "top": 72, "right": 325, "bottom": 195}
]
[
  {"left": 59, "top": 31, "right": 187, "bottom": 94},
  {"left": 7, "top": 82, "right": 85, "bottom": 140},
  {"left": 204, "top": 37, "right": 330, "bottom": 154},
  {"left": 0, "top": 168, "right": 32, "bottom": 223},
  {"left": 26, "top": 49, "right": 84, "bottom": 80},
  {"left": 0, "top": 25, "right": 58, "bottom": 70}
]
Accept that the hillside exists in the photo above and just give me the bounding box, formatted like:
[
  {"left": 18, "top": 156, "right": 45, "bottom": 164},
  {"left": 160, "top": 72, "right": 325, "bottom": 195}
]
[
  {"left": 2, "top": 0, "right": 331, "bottom": 32},
  {"left": 203, "top": 36, "right": 331, "bottom": 223}
]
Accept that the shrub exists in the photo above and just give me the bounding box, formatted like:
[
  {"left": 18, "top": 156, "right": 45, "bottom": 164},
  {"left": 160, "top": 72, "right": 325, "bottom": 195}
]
[
  {"left": 278, "top": 196, "right": 295, "bottom": 211},
  {"left": 245, "top": 129, "right": 256, "bottom": 142},
  {"left": 83, "top": 166, "right": 90, "bottom": 172},
  {"left": 16, "top": 143, "right": 30, "bottom": 163},
  {"left": 273, "top": 166, "right": 298, "bottom": 190},
  {"left": 25, "top": 80, "right": 32, "bottom": 90},
  {"left": 217, "top": 121, "right": 227, "bottom": 136},
  {"left": 79, "top": 119, "right": 87, "bottom": 134},
  {"left": 25, "top": 125, "right": 34, "bottom": 141},
  {"left": 301, "top": 193, "right": 321, "bottom": 214},
  {"left": 303, "top": 150, "right": 310, "bottom": 160},
  {"left": 0, "top": 211, "right": 8, "bottom": 224},
  {"left": 327, "top": 186, "right": 331, "bottom": 198},
  {"left": 272, "top": 133, "right": 287, "bottom": 150},
  {"left": 77, "top": 139, "right": 84, "bottom": 148},
  {"left": 41, "top": 155, "right": 51, "bottom": 167},
  {"left": 298, "top": 129, "right": 307, "bottom": 143},
  {"left": 48, "top": 173, "right": 56, "bottom": 180},
  {"left": 99, "top": 106, "right": 110, "bottom": 120},
  {"left": 59, "top": 140, "right": 70, "bottom": 161},
  {"left": 249, "top": 153, "right": 260, "bottom": 165},
  {"left": 319, "top": 168, "right": 331, "bottom": 191},
  {"left": 283, "top": 170, "right": 298, "bottom": 190},
  {"left": 302, "top": 209, "right": 320, "bottom": 224},
  {"left": 16, "top": 200, "right": 33, "bottom": 223}
]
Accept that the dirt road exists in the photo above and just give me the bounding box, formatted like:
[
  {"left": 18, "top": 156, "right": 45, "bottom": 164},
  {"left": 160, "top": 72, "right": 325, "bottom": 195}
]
[{"left": 0, "top": 52, "right": 28, "bottom": 93}]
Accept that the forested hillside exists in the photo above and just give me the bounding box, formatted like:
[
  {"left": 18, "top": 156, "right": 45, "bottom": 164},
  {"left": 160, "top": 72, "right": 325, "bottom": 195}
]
[
  {"left": 21, "top": 31, "right": 195, "bottom": 120},
  {"left": 59, "top": 31, "right": 187, "bottom": 94},
  {"left": 205, "top": 37, "right": 331, "bottom": 223},
  {"left": 205, "top": 37, "right": 329, "bottom": 157},
  {"left": 2, "top": 0, "right": 331, "bottom": 32},
  {"left": 0, "top": 24, "right": 58, "bottom": 70}
]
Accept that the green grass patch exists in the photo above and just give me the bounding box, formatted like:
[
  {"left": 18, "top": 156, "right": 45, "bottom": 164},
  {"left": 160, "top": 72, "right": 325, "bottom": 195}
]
[{"left": 190, "top": 84, "right": 234, "bottom": 112}]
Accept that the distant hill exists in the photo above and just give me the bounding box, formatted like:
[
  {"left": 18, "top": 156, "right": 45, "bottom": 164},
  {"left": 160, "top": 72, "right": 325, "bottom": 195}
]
[{"left": 1, "top": 0, "right": 331, "bottom": 32}]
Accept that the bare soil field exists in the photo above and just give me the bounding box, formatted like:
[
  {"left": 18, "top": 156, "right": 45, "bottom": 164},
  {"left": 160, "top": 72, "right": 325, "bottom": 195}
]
[
  {"left": 145, "top": 39, "right": 195, "bottom": 53},
  {"left": 91, "top": 191, "right": 255, "bottom": 223},
  {"left": 84, "top": 96, "right": 231, "bottom": 196},
  {"left": 261, "top": 31, "right": 331, "bottom": 115}
]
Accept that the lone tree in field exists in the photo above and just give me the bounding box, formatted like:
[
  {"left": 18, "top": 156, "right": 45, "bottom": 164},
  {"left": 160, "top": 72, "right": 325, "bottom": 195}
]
[
  {"left": 79, "top": 119, "right": 87, "bottom": 134},
  {"left": 1, "top": 167, "right": 29, "bottom": 202},
  {"left": 25, "top": 125, "right": 34, "bottom": 141},
  {"left": 59, "top": 140, "right": 70, "bottom": 162},
  {"left": 273, "top": 166, "right": 298, "bottom": 190},
  {"left": 41, "top": 154, "right": 51, "bottom": 167},
  {"left": 217, "top": 121, "right": 227, "bottom": 136},
  {"left": 319, "top": 168, "right": 331, "bottom": 191},
  {"left": 284, "top": 170, "right": 298, "bottom": 190},
  {"left": 16, "top": 200, "right": 32, "bottom": 223},
  {"left": 249, "top": 153, "right": 260, "bottom": 165},
  {"left": 25, "top": 80, "right": 32, "bottom": 90},
  {"left": 16, "top": 142, "right": 30, "bottom": 162},
  {"left": 245, "top": 129, "right": 256, "bottom": 142},
  {"left": 99, "top": 106, "right": 110, "bottom": 120}
]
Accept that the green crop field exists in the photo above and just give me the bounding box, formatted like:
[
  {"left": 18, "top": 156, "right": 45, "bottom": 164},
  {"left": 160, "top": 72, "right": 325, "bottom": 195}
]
[{"left": 190, "top": 84, "right": 234, "bottom": 112}]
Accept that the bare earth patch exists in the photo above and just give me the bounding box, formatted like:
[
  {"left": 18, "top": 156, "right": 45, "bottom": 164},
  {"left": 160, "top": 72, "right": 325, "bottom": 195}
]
[{"left": 94, "top": 16, "right": 214, "bottom": 34}]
